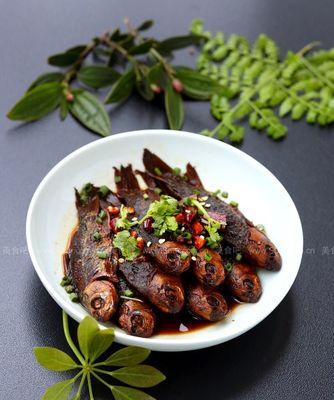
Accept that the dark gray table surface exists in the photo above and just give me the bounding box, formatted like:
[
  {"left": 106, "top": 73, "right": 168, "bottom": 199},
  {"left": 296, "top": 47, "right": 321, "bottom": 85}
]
[{"left": 1, "top": 0, "right": 334, "bottom": 399}]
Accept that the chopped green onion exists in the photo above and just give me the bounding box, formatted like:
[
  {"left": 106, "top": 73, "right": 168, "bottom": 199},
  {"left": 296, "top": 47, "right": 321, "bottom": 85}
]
[
  {"left": 123, "top": 289, "right": 134, "bottom": 297},
  {"left": 69, "top": 293, "right": 79, "bottom": 302},
  {"left": 236, "top": 253, "right": 242, "bottom": 261},
  {"left": 143, "top": 193, "right": 149, "bottom": 200},
  {"left": 192, "top": 189, "right": 201, "bottom": 195},
  {"left": 65, "top": 285, "right": 74, "bottom": 294},
  {"left": 115, "top": 176, "right": 121, "bottom": 183},
  {"left": 183, "top": 197, "right": 192, "bottom": 206},
  {"left": 225, "top": 262, "right": 233, "bottom": 272},
  {"left": 204, "top": 251, "right": 212, "bottom": 262},
  {"left": 183, "top": 231, "right": 192, "bottom": 240},
  {"left": 99, "top": 185, "right": 110, "bottom": 198},
  {"left": 256, "top": 224, "right": 266, "bottom": 233},
  {"left": 97, "top": 250, "right": 108, "bottom": 259},
  {"left": 213, "top": 189, "right": 221, "bottom": 197},
  {"left": 60, "top": 276, "right": 71, "bottom": 287},
  {"left": 173, "top": 167, "right": 181, "bottom": 176},
  {"left": 96, "top": 209, "right": 107, "bottom": 223},
  {"left": 189, "top": 247, "right": 197, "bottom": 256},
  {"left": 230, "top": 200, "right": 238, "bottom": 207},
  {"left": 154, "top": 167, "right": 162, "bottom": 176},
  {"left": 154, "top": 188, "right": 162, "bottom": 194},
  {"left": 221, "top": 191, "right": 228, "bottom": 198},
  {"left": 93, "top": 231, "right": 102, "bottom": 241},
  {"left": 180, "top": 251, "right": 189, "bottom": 260}
]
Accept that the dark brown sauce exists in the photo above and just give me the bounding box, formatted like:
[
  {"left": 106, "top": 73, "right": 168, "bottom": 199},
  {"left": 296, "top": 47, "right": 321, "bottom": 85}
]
[{"left": 63, "top": 225, "right": 241, "bottom": 335}]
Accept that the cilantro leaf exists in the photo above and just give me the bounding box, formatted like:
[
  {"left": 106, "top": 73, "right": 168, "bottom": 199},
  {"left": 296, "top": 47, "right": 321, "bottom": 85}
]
[
  {"left": 113, "top": 230, "right": 141, "bottom": 261},
  {"left": 116, "top": 205, "right": 134, "bottom": 230}
]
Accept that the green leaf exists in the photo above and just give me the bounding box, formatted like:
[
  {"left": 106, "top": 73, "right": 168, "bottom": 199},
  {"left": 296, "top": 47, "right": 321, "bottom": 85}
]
[
  {"left": 78, "top": 66, "right": 121, "bottom": 89},
  {"left": 137, "top": 20, "right": 154, "bottom": 31},
  {"left": 113, "top": 230, "right": 141, "bottom": 261},
  {"left": 34, "top": 347, "right": 78, "bottom": 371},
  {"left": 164, "top": 82, "right": 184, "bottom": 130},
  {"left": 77, "top": 316, "right": 99, "bottom": 360},
  {"left": 291, "top": 103, "right": 307, "bottom": 120},
  {"left": 111, "top": 365, "right": 166, "bottom": 388},
  {"left": 48, "top": 45, "right": 86, "bottom": 67},
  {"left": 7, "top": 82, "right": 61, "bottom": 121},
  {"left": 279, "top": 98, "right": 294, "bottom": 117},
  {"left": 135, "top": 65, "right": 154, "bottom": 101},
  {"left": 129, "top": 40, "right": 155, "bottom": 55},
  {"left": 175, "top": 67, "right": 226, "bottom": 100},
  {"left": 148, "top": 63, "right": 166, "bottom": 88},
  {"left": 105, "top": 68, "right": 135, "bottom": 104},
  {"left": 103, "top": 346, "right": 151, "bottom": 366},
  {"left": 69, "top": 90, "right": 111, "bottom": 136},
  {"left": 28, "top": 72, "right": 64, "bottom": 91},
  {"left": 89, "top": 328, "right": 114, "bottom": 362},
  {"left": 157, "top": 35, "right": 203, "bottom": 54},
  {"left": 111, "top": 386, "right": 156, "bottom": 400},
  {"left": 42, "top": 379, "right": 74, "bottom": 400},
  {"left": 60, "top": 96, "right": 69, "bottom": 120}
]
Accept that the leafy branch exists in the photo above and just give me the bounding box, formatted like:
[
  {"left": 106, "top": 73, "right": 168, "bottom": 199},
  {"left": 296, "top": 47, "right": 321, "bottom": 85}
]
[
  {"left": 34, "top": 310, "right": 165, "bottom": 400},
  {"left": 7, "top": 19, "right": 224, "bottom": 135},
  {"left": 191, "top": 19, "right": 334, "bottom": 143}
]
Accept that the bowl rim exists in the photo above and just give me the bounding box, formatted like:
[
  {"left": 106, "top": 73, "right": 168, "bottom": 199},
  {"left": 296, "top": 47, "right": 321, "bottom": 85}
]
[{"left": 26, "top": 129, "right": 303, "bottom": 351}]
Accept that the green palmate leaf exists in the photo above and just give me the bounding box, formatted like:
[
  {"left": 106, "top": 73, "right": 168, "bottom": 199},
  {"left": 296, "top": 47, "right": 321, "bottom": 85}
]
[
  {"left": 34, "top": 347, "right": 78, "bottom": 371},
  {"left": 77, "top": 315, "right": 99, "bottom": 360},
  {"left": 175, "top": 67, "right": 226, "bottom": 100},
  {"left": 7, "top": 82, "right": 61, "bottom": 121},
  {"left": 28, "top": 72, "right": 64, "bottom": 91},
  {"left": 129, "top": 40, "right": 155, "bottom": 55},
  {"left": 157, "top": 35, "right": 203, "bottom": 54},
  {"left": 105, "top": 68, "right": 135, "bottom": 104},
  {"left": 165, "top": 82, "right": 184, "bottom": 129},
  {"left": 103, "top": 346, "right": 151, "bottom": 366},
  {"left": 48, "top": 45, "right": 86, "bottom": 67},
  {"left": 78, "top": 66, "right": 121, "bottom": 89},
  {"left": 111, "top": 365, "right": 166, "bottom": 388},
  {"left": 42, "top": 379, "right": 74, "bottom": 400},
  {"left": 137, "top": 20, "right": 154, "bottom": 31},
  {"left": 113, "top": 230, "right": 141, "bottom": 261},
  {"left": 89, "top": 328, "right": 114, "bottom": 362},
  {"left": 111, "top": 386, "right": 156, "bottom": 400},
  {"left": 69, "top": 90, "right": 111, "bottom": 136}
]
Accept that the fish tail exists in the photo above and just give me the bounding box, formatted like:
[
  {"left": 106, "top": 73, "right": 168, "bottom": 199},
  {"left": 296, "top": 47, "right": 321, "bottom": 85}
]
[{"left": 185, "top": 163, "right": 204, "bottom": 188}]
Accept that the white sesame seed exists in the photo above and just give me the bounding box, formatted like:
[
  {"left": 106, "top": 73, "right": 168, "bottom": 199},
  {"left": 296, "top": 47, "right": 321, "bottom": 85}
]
[
  {"left": 147, "top": 241, "right": 152, "bottom": 247},
  {"left": 118, "top": 258, "right": 125, "bottom": 263},
  {"left": 181, "top": 227, "right": 185, "bottom": 231},
  {"left": 185, "top": 209, "right": 191, "bottom": 214},
  {"left": 191, "top": 256, "right": 197, "bottom": 261},
  {"left": 201, "top": 196, "right": 209, "bottom": 201},
  {"left": 199, "top": 235, "right": 205, "bottom": 240},
  {"left": 179, "top": 323, "right": 189, "bottom": 332},
  {"left": 158, "top": 238, "right": 166, "bottom": 244},
  {"left": 204, "top": 203, "right": 211, "bottom": 208},
  {"left": 131, "top": 217, "right": 138, "bottom": 221}
]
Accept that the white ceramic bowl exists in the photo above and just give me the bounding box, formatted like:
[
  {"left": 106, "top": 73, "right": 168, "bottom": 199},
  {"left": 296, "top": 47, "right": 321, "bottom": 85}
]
[{"left": 26, "top": 130, "right": 303, "bottom": 352}]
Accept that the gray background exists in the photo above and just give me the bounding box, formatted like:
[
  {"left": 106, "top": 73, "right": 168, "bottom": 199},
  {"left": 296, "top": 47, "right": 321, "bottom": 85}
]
[{"left": 1, "top": 0, "right": 333, "bottom": 399}]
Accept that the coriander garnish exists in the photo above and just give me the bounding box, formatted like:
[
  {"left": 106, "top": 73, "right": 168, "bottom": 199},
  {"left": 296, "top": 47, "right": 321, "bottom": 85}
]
[
  {"left": 99, "top": 185, "right": 110, "bottom": 198},
  {"left": 113, "top": 230, "right": 141, "bottom": 261},
  {"left": 180, "top": 251, "right": 189, "bottom": 260},
  {"left": 154, "top": 167, "right": 162, "bottom": 176}
]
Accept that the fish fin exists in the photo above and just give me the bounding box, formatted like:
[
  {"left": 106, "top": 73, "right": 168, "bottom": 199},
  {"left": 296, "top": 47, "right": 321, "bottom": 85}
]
[
  {"left": 143, "top": 149, "right": 173, "bottom": 175},
  {"left": 114, "top": 165, "right": 140, "bottom": 196},
  {"left": 185, "top": 163, "right": 204, "bottom": 188},
  {"left": 76, "top": 193, "right": 100, "bottom": 218},
  {"left": 135, "top": 169, "right": 157, "bottom": 189}
]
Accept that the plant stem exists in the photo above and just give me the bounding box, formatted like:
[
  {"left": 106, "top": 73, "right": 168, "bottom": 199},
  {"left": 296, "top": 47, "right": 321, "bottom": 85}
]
[
  {"left": 92, "top": 367, "right": 112, "bottom": 376},
  {"left": 91, "top": 371, "right": 113, "bottom": 389},
  {"left": 76, "top": 372, "right": 87, "bottom": 397},
  {"left": 87, "top": 373, "right": 95, "bottom": 400},
  {"left": 149, "top": 48, "right": 175, "bottom": 78},
  {"left": 103, "top": 38, "right": 136, "bottom": 62},
  {"left": 62, "top": 310, "right": 85, "bottom": 365},
  {"left": 63, "top": 40, "right": 101, "bottom": 84}
]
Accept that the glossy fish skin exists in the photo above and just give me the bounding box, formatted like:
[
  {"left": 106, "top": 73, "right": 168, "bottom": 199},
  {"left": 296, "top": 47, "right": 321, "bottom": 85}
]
[
  {"left": 119, "top": 256, "right": 185, "bottom": 314},
  {"left": 187, "top": 283, "right": 229, "bottom": 321},
  {"left": 118, "top": 300, "right": 156, "bottom": 338},
  {"left": 68, "top": 193, "right": 118, "bottom": 322},
  {"left": 142, "top": 149, "right": 282, "bottom": 272},
  {"left": 193, "top": 249, "right": 226, "bottom": 287},
  {"left": 225, "top": 261, "right": 262, "bottom": 303},
  {"left": 145, "top": 241, "right": 191, "bottom": 275}
]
